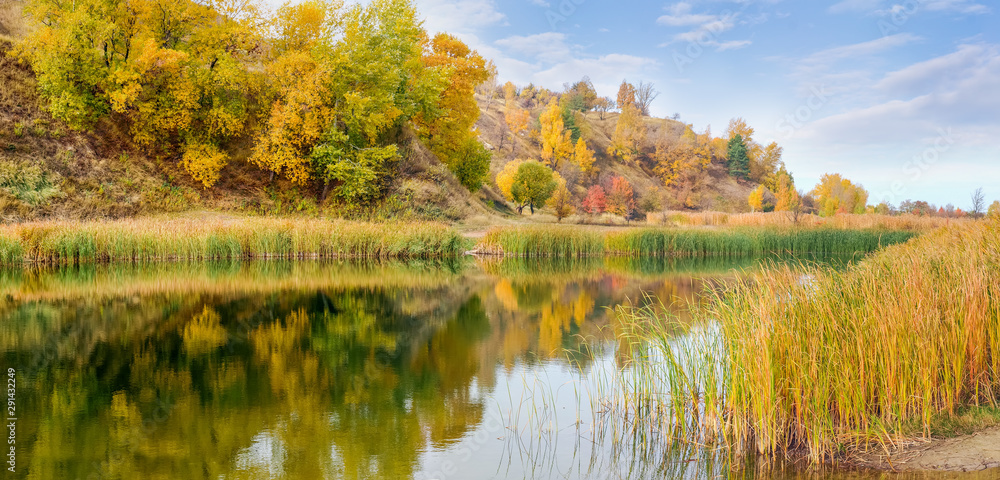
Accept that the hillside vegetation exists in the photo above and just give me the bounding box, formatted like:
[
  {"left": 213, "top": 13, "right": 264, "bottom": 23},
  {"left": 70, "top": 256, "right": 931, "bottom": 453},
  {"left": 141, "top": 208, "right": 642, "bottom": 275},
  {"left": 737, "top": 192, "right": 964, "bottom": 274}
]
[{"left": 1, "top": 0, "right": 799, "bottom": 225}]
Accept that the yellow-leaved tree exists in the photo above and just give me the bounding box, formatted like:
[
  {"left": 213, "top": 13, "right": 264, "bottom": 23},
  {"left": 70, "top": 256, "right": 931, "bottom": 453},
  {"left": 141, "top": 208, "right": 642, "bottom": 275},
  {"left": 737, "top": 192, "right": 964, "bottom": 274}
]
[
  {"left": 811, "top": 173, "right": 869, "bottom": 216},
  {"left": 608, "top": 104, "right": 646, "bottom": 164},
  {"left": 414, "top": 33, "right": 495, "bottom": 190},
  {"left": 573, "top": 138, "right": 596, "bottom": 174},
  {"left": 21, "top": 0, "right": 266, "bottom": 187},
  {"left": 539, "top": 99, "right": 574, "bottom": 169}
]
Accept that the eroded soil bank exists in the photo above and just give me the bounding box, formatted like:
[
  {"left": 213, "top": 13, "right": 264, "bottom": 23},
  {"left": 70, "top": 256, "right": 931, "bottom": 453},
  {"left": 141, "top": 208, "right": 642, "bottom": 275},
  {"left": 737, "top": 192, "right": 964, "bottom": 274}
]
[{"left": 850, "top": 427, "right": 1000, "bottom": 473}]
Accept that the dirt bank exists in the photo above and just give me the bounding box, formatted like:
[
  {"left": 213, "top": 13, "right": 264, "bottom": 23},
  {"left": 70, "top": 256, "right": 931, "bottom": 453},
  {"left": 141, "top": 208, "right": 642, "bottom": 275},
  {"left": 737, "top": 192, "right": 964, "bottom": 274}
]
[{"left": 851, "top": 427, "right": 1000, "bottom": 473}]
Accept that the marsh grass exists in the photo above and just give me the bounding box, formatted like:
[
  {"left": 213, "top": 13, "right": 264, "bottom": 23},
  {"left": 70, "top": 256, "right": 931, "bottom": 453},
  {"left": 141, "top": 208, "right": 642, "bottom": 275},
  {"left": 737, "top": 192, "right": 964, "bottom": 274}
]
[
  {"left": 477, "top": 225, "right": 916, "bottom": 258},
  {"left": 0, "top": 217, "right": 468, "bottom": 265},
  {"left": 610, "top": 219, "right": 1000, "bottom": 463}
]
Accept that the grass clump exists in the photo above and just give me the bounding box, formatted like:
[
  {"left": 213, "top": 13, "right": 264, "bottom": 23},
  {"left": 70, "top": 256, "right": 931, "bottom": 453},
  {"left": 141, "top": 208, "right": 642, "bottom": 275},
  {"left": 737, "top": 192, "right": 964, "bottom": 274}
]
[
  {"left": 477, "top": 225, "right": 916, "bottom": 258},
  {"left": 0, "top": 217, "right": 468, "bottom": 265},
  {"left": 611, "top": 218, "right": 1000, "bottom": 463}
]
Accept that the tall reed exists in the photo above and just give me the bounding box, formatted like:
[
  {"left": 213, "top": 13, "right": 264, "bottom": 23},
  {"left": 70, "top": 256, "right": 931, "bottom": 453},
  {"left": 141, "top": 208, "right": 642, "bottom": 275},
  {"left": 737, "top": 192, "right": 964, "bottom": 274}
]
[
  {"left": 612, "top": 218, "right": 1000, "bottom": 463},
  {"left": 477, "top": 225, "right": 916, "bottom": 258},
  {"left": 650, "top": 211, "right": 965, "bottom": 230},
  {"left": 0, "top": 218, "right": 468, "bottom": 265}
]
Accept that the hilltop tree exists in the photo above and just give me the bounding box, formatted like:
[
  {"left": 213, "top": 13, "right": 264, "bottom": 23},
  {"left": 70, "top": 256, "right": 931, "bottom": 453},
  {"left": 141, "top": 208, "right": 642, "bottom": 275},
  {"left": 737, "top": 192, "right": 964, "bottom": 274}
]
[
  {"left": 616, "top": 80, "right": 636, "bottom": 111},
  {"left": 751, "top": 142, "right": 784, "bottom": 188},
  {"left": 581, "top": 185, "right": 607, "bottom": 215},
  {"left": 593, "top": 97, "right": 615, "bottom": 120},
  {"left": 726, "top": 135, "right": 750, "bottom": 180},
  {"left": 606, "top": 176, "right": 636, "bottom": 221},
  {"left": 811, "top": 173, "right": 869, "bottom": 216},
  {"left": 634, "top": 81, "right": 659, "bottom": 116},
  {"left": 563, "top": 76, "right": 597, "bottom": 112}
]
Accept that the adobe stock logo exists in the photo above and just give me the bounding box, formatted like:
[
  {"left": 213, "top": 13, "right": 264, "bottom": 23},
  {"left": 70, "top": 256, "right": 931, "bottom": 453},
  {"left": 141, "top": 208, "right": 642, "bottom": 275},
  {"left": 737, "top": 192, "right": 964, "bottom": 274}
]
[{"left": 546, "top": 0, "right": 588, "bottom": 29}]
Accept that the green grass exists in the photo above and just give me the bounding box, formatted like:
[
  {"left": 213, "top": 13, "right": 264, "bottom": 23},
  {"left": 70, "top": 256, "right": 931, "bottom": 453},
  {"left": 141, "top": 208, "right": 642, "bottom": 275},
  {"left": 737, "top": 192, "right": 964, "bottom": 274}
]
[
  {"left": 477, "top": 225, "right": 917, "bottom": 258},
  {"left": 0, "top": 217, "right": 470, "bottom": 265},
  {"left": 608, "top": 219, "right": 1000, "bottom": 463}
]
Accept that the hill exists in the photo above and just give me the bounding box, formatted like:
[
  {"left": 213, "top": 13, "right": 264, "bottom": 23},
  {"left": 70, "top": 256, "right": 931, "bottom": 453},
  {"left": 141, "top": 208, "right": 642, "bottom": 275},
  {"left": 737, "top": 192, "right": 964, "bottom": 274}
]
[{"left": 1, "top": 0, "right": 773, "bottom": 225}]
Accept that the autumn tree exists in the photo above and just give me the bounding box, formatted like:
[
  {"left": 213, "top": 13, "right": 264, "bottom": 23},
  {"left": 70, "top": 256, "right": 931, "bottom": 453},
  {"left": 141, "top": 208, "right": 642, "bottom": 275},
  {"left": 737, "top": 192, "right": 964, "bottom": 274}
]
[
  {"left": 573, "top": 137, "right": 596, "bottom": 174},
  {"left": 751, "top": 142, "right": 784, "bottom": 188},
  {"left": 608, "top": 104, "right": 646, "bottom": 164},
  {"left": 562, "top": 76, "right": 597, "bottom": 112},
  {"left": 20, "top": 0, "right": 266, "bottom": 187},
  {"left": 593, "top": 97, "right": 615, "bottom": 120},
  {"left": 616, "top": 80, "right": 636, "bottom": 111},
  {"left": 811, "top": 173, "right": 869, "bottom": 216},
  {"left": 413, "top": 32, "right": 495, "bottom": 191},
  {"left": 773, "top": 168, "right": 800, "bottom": 214},
  {"left": 539, "top": 99, "right": 574, "bottom": 169},
  {"left": 581, "top": 185, "right": 607, "bottom": 216},
  {"left": 987, "top": 200, "right": 1000, "bottom": 219},
  {"left": 547, "top": 186, "right": 575, "bottom": 222},
  {"left": 726, "top": 134, "right": 750, "bottom": 180},
  {"left": 606, "top": 176, "right": 636, "bottom": 221},
  {"left": 748, "top": 185, "right": 766, "bottom": 212},
  {"left": 502, "top": 81, "right": 518, "bottom": 105},
  {"left": 510, "top": 161, "right": 558, "bottom": 214}
]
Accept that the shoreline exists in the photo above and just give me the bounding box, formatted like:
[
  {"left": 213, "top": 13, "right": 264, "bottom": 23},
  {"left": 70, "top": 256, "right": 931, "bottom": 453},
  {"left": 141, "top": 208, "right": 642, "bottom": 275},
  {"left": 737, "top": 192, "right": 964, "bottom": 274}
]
[{"left": 847, "top": 427, "right": 1000, "bottom": 473}]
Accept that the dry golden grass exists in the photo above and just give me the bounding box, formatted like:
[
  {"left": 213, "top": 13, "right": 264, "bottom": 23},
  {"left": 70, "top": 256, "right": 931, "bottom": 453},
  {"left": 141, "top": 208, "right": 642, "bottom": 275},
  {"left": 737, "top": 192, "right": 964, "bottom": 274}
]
[
  {"left": 613, "top": 217, "right": 1000, "bottom": 463},
  {"left": 0, "top": 216, "right": 468, "bottom": 264}
]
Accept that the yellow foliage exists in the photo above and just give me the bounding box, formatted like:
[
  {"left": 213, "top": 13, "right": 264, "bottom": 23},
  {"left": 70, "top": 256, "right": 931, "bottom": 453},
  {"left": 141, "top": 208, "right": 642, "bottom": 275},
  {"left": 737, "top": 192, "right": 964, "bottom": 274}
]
[
  {"left": 181, "top": 142, "right": 229, "bottom": 188},
  {"left": 748, "top": 185, "right": 766, "bottom": 213},
  {"left": 573, "top": 137, "right": 595, "bottom": 174},
  {"left": 539, "top": 99, "right": 573, "bottom": 168},
  {"left": 250, "top": 52, "right": 332, "bottom": 185},
  {"left": 496, "top": 159, "right": 523, "bottom": 202},
  {"left": 607, "top": 104, "right": 646, "bottom": 164}
]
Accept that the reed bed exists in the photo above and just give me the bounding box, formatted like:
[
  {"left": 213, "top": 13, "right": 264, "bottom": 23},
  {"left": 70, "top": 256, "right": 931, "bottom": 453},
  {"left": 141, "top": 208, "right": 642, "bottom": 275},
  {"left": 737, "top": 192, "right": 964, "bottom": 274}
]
[
  {"left": 650, "top": 211, "right": 965, "bottom": 230},
  {"left": 0, "top": 217, "right": 468, "bottom": 264},
  {"left": 611, "top": 218, "right": 1000, "bottom": 463},
  {"left": 476, "top": 225, "right": 916, "bottom": 258}
]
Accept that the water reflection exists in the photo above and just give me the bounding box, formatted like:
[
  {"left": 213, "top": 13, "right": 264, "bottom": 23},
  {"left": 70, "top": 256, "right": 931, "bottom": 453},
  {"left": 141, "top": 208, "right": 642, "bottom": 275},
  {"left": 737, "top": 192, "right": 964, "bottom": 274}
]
[{"left": 1, "top": 255, "right": 961, "bottom": 480}]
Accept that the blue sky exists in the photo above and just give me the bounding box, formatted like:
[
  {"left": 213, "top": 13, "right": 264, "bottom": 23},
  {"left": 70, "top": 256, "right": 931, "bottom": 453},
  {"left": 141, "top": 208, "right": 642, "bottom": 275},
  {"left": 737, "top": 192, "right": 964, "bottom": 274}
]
[{"left": 411, "top": 0, "right": 1000, "bottom": 208}]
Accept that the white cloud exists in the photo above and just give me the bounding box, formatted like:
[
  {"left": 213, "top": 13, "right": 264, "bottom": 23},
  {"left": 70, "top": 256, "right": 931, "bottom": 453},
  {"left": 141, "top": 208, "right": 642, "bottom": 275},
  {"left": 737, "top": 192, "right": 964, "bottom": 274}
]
[
  {"left": 794, "top": 43, "right": 1000, "bottom": 145},
  {"left": 414, "top": 0, "right": 506, "bottom": 37},
  {"left": 656, "top": 2, "right": 751, "bottom": 51},
  {"left": 829, "top": 0, "right": 990, "bottom": 14},
  {"left": 495, "top": 33, "right": 573, "bottom": 64}
]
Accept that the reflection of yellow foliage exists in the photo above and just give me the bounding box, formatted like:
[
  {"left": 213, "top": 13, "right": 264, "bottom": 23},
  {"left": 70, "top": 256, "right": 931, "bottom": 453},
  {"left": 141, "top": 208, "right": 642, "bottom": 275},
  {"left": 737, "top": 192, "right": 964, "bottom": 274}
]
[
  {"left": 493, "top": 279, "right": 519, "bottom": 310},
  {"left": 183, "top": 306, "right": 228, "bottom": 355},
  {"left": 572, "top": 290, "right": 594, "bottom": 327}
]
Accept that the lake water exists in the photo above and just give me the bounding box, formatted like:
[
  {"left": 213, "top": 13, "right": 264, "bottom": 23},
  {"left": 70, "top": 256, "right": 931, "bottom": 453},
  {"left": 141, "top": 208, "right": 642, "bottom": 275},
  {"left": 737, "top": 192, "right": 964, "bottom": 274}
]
[{"left": 0, "top": 257, "right": 994, "bottom": 479}]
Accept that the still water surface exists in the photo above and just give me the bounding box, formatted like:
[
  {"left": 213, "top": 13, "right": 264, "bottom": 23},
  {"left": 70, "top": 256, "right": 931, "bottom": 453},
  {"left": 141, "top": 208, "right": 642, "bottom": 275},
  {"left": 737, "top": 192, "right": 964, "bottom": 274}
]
[{"left": 0, "top": 257, "right": 993, "bottom": 479}]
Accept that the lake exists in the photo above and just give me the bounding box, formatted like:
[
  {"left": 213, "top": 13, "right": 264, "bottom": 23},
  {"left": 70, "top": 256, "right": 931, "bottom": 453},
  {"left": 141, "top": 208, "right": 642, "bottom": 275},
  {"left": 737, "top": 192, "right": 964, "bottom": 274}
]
[{"left": 0, "top": 257, "right": 993, "bottom": 479}]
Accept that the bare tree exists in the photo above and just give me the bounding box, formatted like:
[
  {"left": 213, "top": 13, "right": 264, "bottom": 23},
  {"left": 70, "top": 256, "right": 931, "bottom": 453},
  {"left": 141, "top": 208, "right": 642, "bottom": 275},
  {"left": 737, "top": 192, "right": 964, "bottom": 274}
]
[
  {"left": 477, "top": 72, "right": 499, "bottom": 113},
  {"left": 971, "top": 187, "right": 985, "bottom": 219},
  {"left": 634, "top": 81, "right": 660, "bottom": 116}
]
